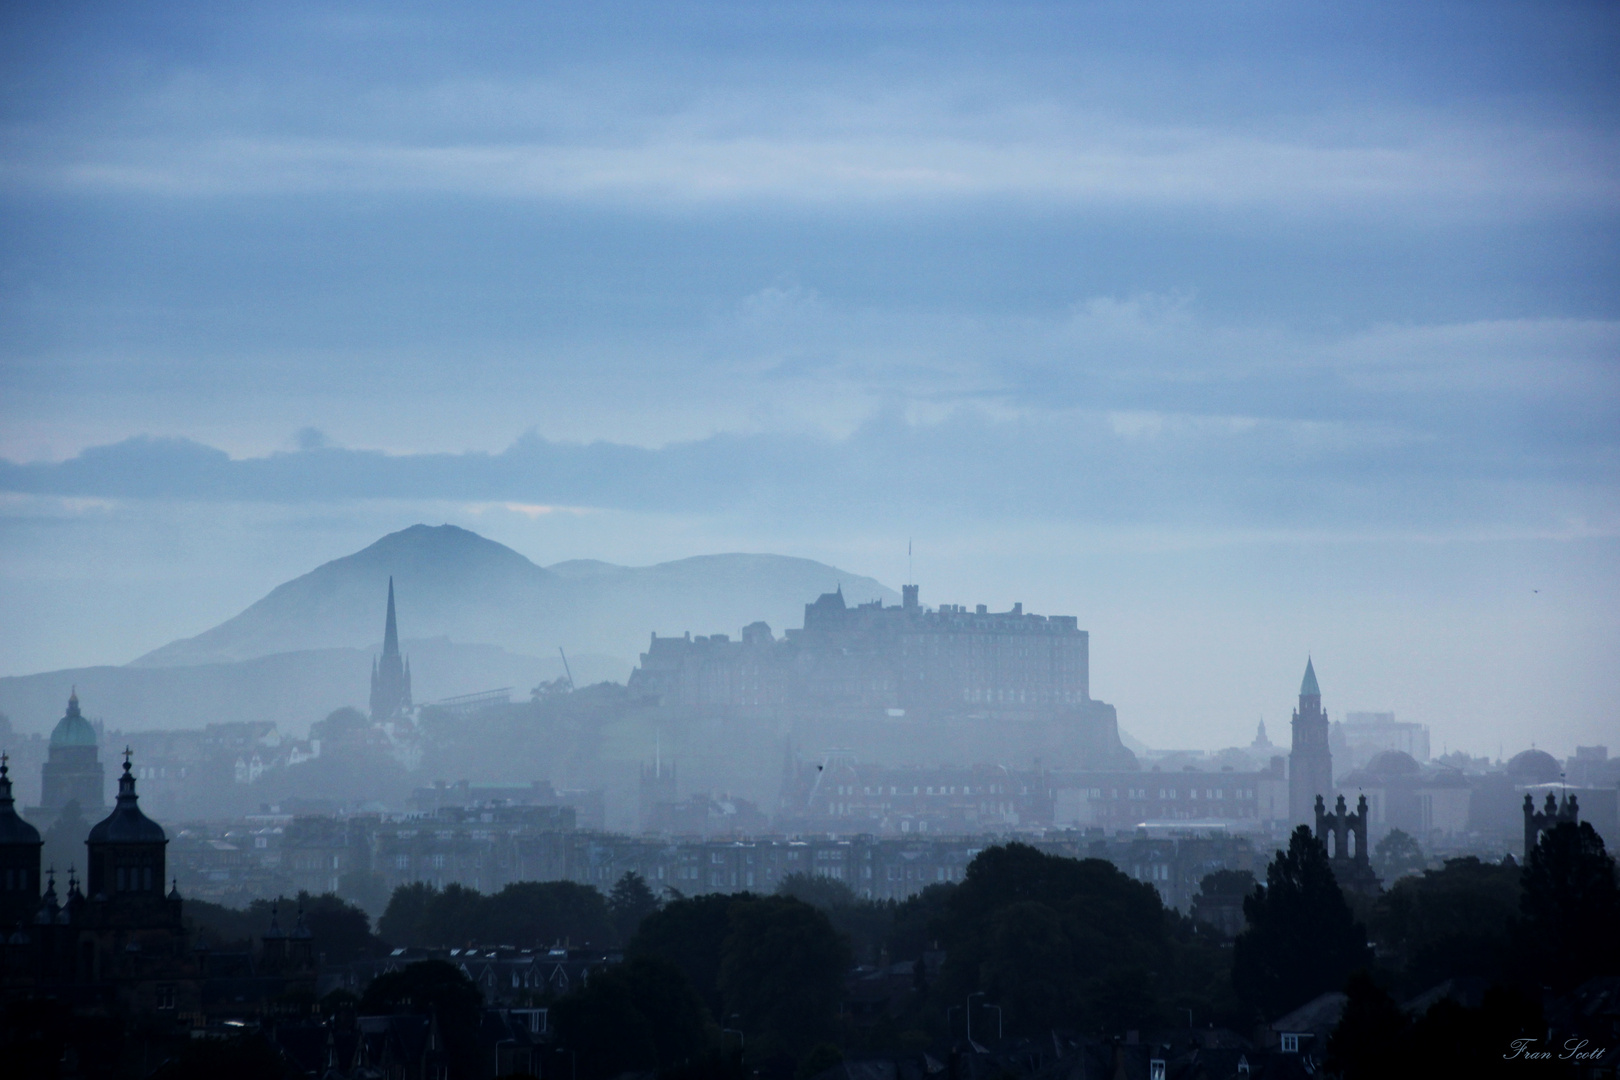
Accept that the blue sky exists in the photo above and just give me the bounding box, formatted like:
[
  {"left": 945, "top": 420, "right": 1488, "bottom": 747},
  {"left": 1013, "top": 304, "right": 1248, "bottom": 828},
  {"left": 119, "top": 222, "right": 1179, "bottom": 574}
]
[{"left": 1, "top": 1, "right": 1616, "bottom": 753}]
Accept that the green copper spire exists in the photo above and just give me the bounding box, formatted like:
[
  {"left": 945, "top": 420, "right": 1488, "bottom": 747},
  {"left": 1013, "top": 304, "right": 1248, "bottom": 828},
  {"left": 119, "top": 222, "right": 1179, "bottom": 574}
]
[{"left": 1300, "top": 657, "right": 1321, "bottom": 698}]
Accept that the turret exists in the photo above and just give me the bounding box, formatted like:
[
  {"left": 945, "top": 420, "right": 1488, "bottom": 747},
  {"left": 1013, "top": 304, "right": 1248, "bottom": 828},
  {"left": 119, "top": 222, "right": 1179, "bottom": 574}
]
[
  {"left": 85, "top": 750, "right": 169, "bottom": 907},
  {"left": 0, "top": 753, "right": 43, "bottom": 926}
]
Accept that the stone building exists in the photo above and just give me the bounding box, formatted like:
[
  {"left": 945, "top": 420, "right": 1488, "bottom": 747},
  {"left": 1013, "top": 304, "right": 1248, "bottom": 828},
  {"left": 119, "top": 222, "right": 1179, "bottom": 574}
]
[
  {"left": 629, "top": 585, "right": 1108, "bottom": 722},
  {"left": 27, "top": 691, "right": 106, "bottom": 830},
  {"left": 1288, "top": 659, "right": 1334, "bottom": 828},
  {"left": 369, "top": 577, "right": 413, "bottom": 722},
  {"left": 0, "top": 749, "right": 314, "bottom": 1020}
]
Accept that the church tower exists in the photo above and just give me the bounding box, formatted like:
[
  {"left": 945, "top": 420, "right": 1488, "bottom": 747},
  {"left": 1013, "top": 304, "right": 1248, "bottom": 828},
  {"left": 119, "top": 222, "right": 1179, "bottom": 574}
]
[
  {"left": 37, "top": 690, "right": 106, "bottom": 826},
  {"left": 85, "top": 751, "right": 172, "bottom": 918},
  {"left": 0, "top": 753, "right": 43, "bottom": 927},
  {"left": 1288, "top": 658, "right": 1333, "bottom": 827},
  {"left": 369, "top": 577, "right": 413, "bottom": 722}
]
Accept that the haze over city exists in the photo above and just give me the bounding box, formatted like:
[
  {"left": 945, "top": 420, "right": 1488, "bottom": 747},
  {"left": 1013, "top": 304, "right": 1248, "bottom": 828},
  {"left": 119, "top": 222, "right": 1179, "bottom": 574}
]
[
  {"left": 2, "top": 5, "right": 1619, "bottom": 1077},
  {"left": 4, "top": 2, "right": 1614, "bottom": 759}
]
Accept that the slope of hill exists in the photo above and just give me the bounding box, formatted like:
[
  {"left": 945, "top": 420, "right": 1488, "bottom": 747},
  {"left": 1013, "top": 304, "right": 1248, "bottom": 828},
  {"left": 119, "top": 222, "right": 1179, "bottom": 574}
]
[
  {"left": 134, "top": 525, "right": 896, "bottom": 668},
  {"left": 0, "top": 640, "right": 628, "bottom": 737}
]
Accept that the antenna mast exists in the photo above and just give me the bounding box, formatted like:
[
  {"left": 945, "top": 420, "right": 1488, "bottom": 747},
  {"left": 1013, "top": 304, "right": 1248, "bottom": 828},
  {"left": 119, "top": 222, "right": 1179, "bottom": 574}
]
[{"left": 558, "top": 647, "right": 575, "bottom": 691}]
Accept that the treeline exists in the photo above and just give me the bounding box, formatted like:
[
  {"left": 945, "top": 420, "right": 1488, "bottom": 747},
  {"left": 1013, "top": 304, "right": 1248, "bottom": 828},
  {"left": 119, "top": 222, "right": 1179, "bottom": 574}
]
[{"left": 186, "top": 820, "right": 1620, "bottom": 1079}]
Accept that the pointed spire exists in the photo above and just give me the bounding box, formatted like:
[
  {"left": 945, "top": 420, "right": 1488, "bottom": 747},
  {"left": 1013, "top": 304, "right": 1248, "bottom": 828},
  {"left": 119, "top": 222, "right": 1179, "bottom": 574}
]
[
  {"left": 1300, "top": 657, "right": 1321, "bottom": 699},
  {"left": 383, "top": 576, "right": 400, "bottom": 660}
]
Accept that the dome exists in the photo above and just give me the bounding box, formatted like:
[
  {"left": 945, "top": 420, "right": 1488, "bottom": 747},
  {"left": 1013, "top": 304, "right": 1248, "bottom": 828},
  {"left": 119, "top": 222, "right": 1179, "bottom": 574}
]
[
  {"left": 1507, "top": 749, "right": 1561, "bottom": 786},
  {"left": 49, "top": 691, "right": 97, "bottom": 749},
  {"left": 0, "top": 759, "right": 41, "bottom": 846},
  {"left": 86, "top": 758, "right": 166, "bottom": 845},
  {"left": 1367, "top": 750, "right": 1421, "bottom": 778}
]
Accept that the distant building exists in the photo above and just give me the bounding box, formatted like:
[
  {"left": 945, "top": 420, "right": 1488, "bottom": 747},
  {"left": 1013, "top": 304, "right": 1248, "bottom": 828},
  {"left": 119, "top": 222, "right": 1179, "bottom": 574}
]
[
  {"left": 1334, "top": 750, "right": 1472, "bottom": 838},
  {"left": 629, "top": 585, "right": 1112, "bottom": 723},
  {"left": 1288, "top": 659, "right": 1333, "bottom": 828},
  {"left": 369, "top": 577, "right": 413, "bottom": 722},
  {"left": 27, "top": 690, "right": 106, "bottom": 829},
  {"left": 1051, "top": 758, "right": 1289, "bottom": 832},
  {"left": 0, "top": 750, "right": 316, "bottom": 1017},
  {"left": 778, "top": 753, "right": 1054, "bottom": 836},
  {"left": 1331, "top": 711, "right": 1431, "bottom": 771}
]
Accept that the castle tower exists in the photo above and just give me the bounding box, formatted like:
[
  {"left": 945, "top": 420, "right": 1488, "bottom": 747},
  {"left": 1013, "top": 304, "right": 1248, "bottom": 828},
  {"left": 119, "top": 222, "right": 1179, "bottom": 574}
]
[
  {"left": 1289, "top": 658, "right": 1333, "bottom": 826},
  {"left": 38, "top": 690, "right": 106, "bottom": 824},
  {"left": 0, "top": 753, "right": 43, "bottom": 927},
  {"left": 85, "top": 751, "right": 170, "bottom": 914},
  {"left": 369, "top": 577, "right": 413, "bottom": 722}
]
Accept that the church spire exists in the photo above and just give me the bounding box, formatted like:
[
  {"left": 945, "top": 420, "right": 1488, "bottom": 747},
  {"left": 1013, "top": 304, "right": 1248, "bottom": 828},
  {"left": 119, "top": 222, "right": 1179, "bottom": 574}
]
[
  {"left": 1300, "top": 656, "right": 1321, "bottom": 700},
  {"left": 383, "top": 576, "right": 400, "bottom": 661},
  {"left": 370, "top": 578, "right": 412, "bottom": 721}
]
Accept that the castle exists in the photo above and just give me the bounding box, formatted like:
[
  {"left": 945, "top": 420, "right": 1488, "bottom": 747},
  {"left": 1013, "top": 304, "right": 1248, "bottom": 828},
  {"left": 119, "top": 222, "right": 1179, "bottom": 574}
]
[{"left": 629, "top": 584, "right": 1105, "bottom": 721}]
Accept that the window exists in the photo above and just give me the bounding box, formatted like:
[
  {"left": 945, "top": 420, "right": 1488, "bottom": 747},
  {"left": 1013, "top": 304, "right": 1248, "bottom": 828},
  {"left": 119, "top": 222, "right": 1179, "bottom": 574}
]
[
  {"left": 1150, "top": 1061, "right": 1166, "bottom": 1080},
  {"left": 1281, "top": 1034, "right": 1300, "bottom": 1053},
  {"left": 156, "top": 984, "right": 176, "bottom": 1010}
]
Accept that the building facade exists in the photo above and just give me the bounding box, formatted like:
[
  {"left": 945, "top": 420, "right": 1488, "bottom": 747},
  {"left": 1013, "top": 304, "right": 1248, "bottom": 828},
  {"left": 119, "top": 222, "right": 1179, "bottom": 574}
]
[{"left": 628, "top": 585, "right": 1100, "bottom": 720}]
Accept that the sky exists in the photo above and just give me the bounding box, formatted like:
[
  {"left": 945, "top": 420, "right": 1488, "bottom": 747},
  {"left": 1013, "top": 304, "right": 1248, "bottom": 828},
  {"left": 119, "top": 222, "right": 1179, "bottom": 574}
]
[{"left": 1, "top": 1, "right": 1616, "bottom": 755}]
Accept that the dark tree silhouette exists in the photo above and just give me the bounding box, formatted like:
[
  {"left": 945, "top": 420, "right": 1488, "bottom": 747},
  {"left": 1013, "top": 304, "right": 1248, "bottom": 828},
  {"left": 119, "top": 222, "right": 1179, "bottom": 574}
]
[
  {"left": 1371, "top": 856, "right": 1518, "bottom": 992},
  {"left": 552, "top": 956, "right": 713, "bottom": 1078},
  {"left": 1326, "top": 972, "right": 1408, "bottom": 1080},
  {"left": 360, "top": 959, "right": 483, "bottom": 1076},
  {"left": 1233, "top": 825, "right": 1371, "bottom": 1015},
  {"left": 718, "top": 895, "right": 850, "bottom": 1060},
  {"left": 1518, "top": 820, "right": 1620, "bottom": 991},
  {"left": 630, "top": 893, "right": 742, "bottom": 1020},
  {"left": 1372, "top": 828, "right": 1426, "bottom": 881},
  {"left": 608, "top": 871, "right": 662, "bottom": 943}
]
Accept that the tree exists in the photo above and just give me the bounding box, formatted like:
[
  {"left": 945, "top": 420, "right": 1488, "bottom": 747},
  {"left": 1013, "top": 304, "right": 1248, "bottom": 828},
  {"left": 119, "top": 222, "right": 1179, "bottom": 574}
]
[
  {"left": 339, "top": 868, "right": 391, "bottom": 918},
  {"left": 776, "top": 872, "right": 858, "bottom": 910},
  {"left": 719, "top": 896, "right": 851, "bottom": 1059},
  {"left": 551, "top": 956, "right": 713, "bottom": 1078},
  {"left": 481, "top": 880, "right": 614, "bottom": 947},
  {"left": 1518, "top": 820, "right": 1620, "bottom": 990},
  {"left": 360, "top": 959, "right": 484, "bottom": 1076},
  {"left": 378, "top": 881, "right": 436, "bottom": 945},
  {"left": 978, "top": 901, "right": 1074, "bottom": 1033},
  {"left": 1326, "top": 972, "right": 1409, "bottom": 1080},
  {"left": 1371, "top": 856, "right": 1518, "bottom": 991},
  {"left": 630, "top": 893, "right": 742, "bottom": 1019},
  {"left": 934, "top": 843, "right": 1173, "bottom": 1033},
  {"left": 608, "top": 872, "right": 662, "bottom": 944},
  {"left": 1373, "top": 829, "right": 1426, "bottom": 881},
  {"left": 1233, "top": 825, "right": 1372, "bottom": 1015}
]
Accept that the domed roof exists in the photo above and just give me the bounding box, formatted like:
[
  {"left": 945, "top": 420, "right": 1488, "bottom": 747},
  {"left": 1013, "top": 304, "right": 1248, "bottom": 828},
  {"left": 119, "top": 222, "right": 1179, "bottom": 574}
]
[
  {"left": 1367, "top": 750, "right": 1421, "bottom": 777},
  {"left": 0, "top": 756, "right": 42, "bottom": 846},
  {"left": 87, "top": 754, "right": 166, "bottom": 845},
  {"left": 1507, "top": 749, "right": 1561, "bottom": 786},
  {"left": 49, "top": 690, "right": 97, "bottom": 749}
]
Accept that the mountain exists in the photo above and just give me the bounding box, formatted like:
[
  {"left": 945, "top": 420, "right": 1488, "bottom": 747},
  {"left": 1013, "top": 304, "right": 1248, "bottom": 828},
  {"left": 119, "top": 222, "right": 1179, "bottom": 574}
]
[
  {"left": 135, "top": 524, "right": 896, "bottom": 668},
  {"left": 0, "top": 525, "right": 896, "bottom": 735}
]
